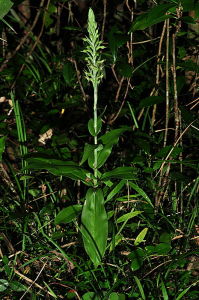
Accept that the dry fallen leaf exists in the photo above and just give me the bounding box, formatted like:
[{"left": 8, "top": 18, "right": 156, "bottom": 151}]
[{"left": 38, "top": 128, "right": 53, "bottom": 145}]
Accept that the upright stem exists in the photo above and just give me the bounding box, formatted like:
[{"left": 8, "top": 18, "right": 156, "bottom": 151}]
[
  {"left": 83, "top": 8, "right": 104, "bottom": 187},
  {"left": 93, "top": 83, "right": 98, "bottom": 187}
]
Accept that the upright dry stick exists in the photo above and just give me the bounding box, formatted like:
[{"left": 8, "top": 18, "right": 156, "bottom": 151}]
[
  {"left": 155, "top": 19, "right": 171, "bottom": 207},
  {"left": 101, "top": 0, "right": 108, "bottom": 41},
  {"left": 0, "top": 0, "right": 45, "bottom": 73},
  {"left": 151, "top": 20, "right": 167, "bottom": 126},
  {"left": 172, "top": 7, "right": 183, "bottom": 212},
  {"left": 172, "top": 32, "right": 180, "bottom": 143},
  {"left": 164, "top": 18, "right": 170, "bottom": 147}
]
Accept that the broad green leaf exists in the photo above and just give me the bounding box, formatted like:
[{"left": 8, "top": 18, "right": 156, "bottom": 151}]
[
  {"left": 117, "top": 211, "right": 143, "bottom": 223},
  {"left": 134, "top": 227, "right": 148, "bottom": 246},
  {"left": 87, "top": 144, "right": 104, "bottom": 168},
  {"left": 55, "top": 205, "right": 82, "bottom": 224},
  {"left": 63, "top": 62, "right": 75, "bottom": 86},
  {"left": 139, "top": 96, "right": 164, "bottom": 108},
  {"left": 88, "top": 117, "right": 102, "bottom": 136},
  {"left": 0, "top": 279, "right": 9, "bottom": 292},
  {"left": 80, "top": 143, "right": 94, "bottom": 165},
  {"left": 100, "top": 127, "right": 130, "bottom": 144},
  {"left": 82, "top": 292, "right": 101, "bottom": 300},
  {"left": 101, "top": 167, "right": 137, "bottom": 180},
  {"left": 179, "top": 60, "right": 199, "bottom": 73},
  {"left": 131, "top": 258, "right": 143, "bottom": 272},
  {"left": 0, "top": 136, "right": 6, "bottom": 161},
  {"left": 81, "top": 188, "right": 108, "bottom": 267},
  {"left": 129, "top": 3, "right": 176, "bottom": 32},
  {"left": 97, "top": 142, "right": 114, "bottom": 168},
  {"left": 182, "top": 16, "right": 196, "bottom": 25},
  {"left": 128, "top": 182, "right": 154, "bottom": 207},
  {"left": 145, "top": 245, "right": 155, "bottom": 255},
  {"left": 117, "top": 62, "right": 133, "bottom": 78},
  {"left": 106, "top": 180, "right": 126, "bottom": 202},
  {"left": 28, "top": 189, "right": 40, "bottom": 197},
  {"left": 155, "top": 243, "right": 171, "bottom": 255},
  {"left": 26, "top": 156, "right": 92, "bottom": 184},
  {"left": 107, "top": 210, "right": 114, "bottom": 219},
  {"left": 181, "top": 0, "right": 197, "bottom": 12},
  {"left": 0, "top": 0, "right": 13, "bottom": 20},
  {"left": 110, "top": 233, "right": 123, "bottom": 251},
  {"left": 26, "top": 155, "right": 77, "bottom": 166},
  {"left": 109, "top": 292, "right": 126, "bottom": 300},
  {"left": 170, "top": 146, "right": 183, "bottom": 159},
  {"left": 153, "top": 160, "right": 162, "bottom": 171},
  {"left": 129, "top": 248, "right": 145, "bottom": 271},
  {"left": 9, "top": 281, "right": 26, "bottom": 292},
  {"left": 155, "top": 145, "right": 172, "bottom": 158},
  {"left": 107, "top": 26, "right": 128, "bottom": 62},
  {"left": 88, "top": 142, "right": 115, "bottom": 169},
  {"left": 135, "top": 138, "right": 150, "bottom": 154},
  {"left": 159, "top": 232, "right": 172, "bottom": 244}
]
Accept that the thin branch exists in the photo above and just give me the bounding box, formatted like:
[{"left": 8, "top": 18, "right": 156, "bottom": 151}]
[
  {"left": 69, "top": 58, "right": 88, "bottom": 102},
  {"left": 126, "top": 0, "right": 134, "bottom": 65},
  {"left": 115, "top": 76, "right": 125, "bottom": 102},
  {"left": 101, "top": 0, "right": 107, "bottom": 41},
  {"left": 19, "top": 261, "right": 47, "bottom": 300},
  {"left": 109, "top": 78, "right": 132, "bottom": 125},
  {"left": 152, "top": 20, "right": 167, "bottom": 126},
  {"left": 0, "top": 0, "right": 45, "bottom": 73},
  {"left": 164, "top": 18, "right": 170, "bottom": 147},
  {"left": 11, "top": 0, "right": 51, "bottom": 89},
  {"left": 172, "top": 32, "right": 180, "bottom": 143},
  {"left": 155, "top": 120, "right": 196, "bottom": 179}
]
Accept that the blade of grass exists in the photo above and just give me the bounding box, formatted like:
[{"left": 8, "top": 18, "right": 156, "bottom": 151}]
[{"left": 134, "top": 276, "right": 146, "bottom": 300}]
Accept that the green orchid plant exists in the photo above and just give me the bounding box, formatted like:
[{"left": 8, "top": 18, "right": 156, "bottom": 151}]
[{"left": 25, "top": 8, "right": 150, "bottom": 267}]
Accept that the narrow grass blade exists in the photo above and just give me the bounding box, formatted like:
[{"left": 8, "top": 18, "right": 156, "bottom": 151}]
[{"left": 134, "top": 276, "right": 146, "bottom": 300}]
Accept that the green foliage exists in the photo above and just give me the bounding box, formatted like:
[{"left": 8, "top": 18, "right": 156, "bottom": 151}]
[
  {"left": 26, "top": 155, "right": 93, "bottom": 184},
  {"left": 116, "top": 211, "right": 143, "bottom": 223},
  {"left": 0, "top": 0, "right": 13, "bottom": 20},
  {"left": 0, "top": 136, "right": 6, "bottom": 161},
  {"left": 134, "top": 227, "right": 148, "bottom": 246},
  {"left": 129, "top": 3, "right": 176, "bottom": 32},
  {"left": 63, "top": 62, "right": 76, "bottom": 86},
  {"left": 81, "top": 188, "right": 108, "bottom": 267},
  {"left": 55, "top": 205, "right": 82, "bottom": 224},
  {"left": 88, "top": 117, "right": 102, "bottom": 136}
]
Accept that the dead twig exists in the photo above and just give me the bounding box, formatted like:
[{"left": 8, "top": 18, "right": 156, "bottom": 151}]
[
  {"left": 68, "top": 58, "right": 88, "bottom": 103},
  {"left": 11, "top": 0, "right": 51, "bottom": 89},
  {"left": 151, "top": 20, "right": 167, "bottom": 126},
  {"left": 0, "top": 0, "right": 45, "bottom": 73},
  {"left": 101, "top": 0, "right": 108, "bottom": 41}
]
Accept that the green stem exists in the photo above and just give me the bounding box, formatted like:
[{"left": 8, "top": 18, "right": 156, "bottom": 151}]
[{"left": 93, "top": 82, "right": 98, "bottom": 187}]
